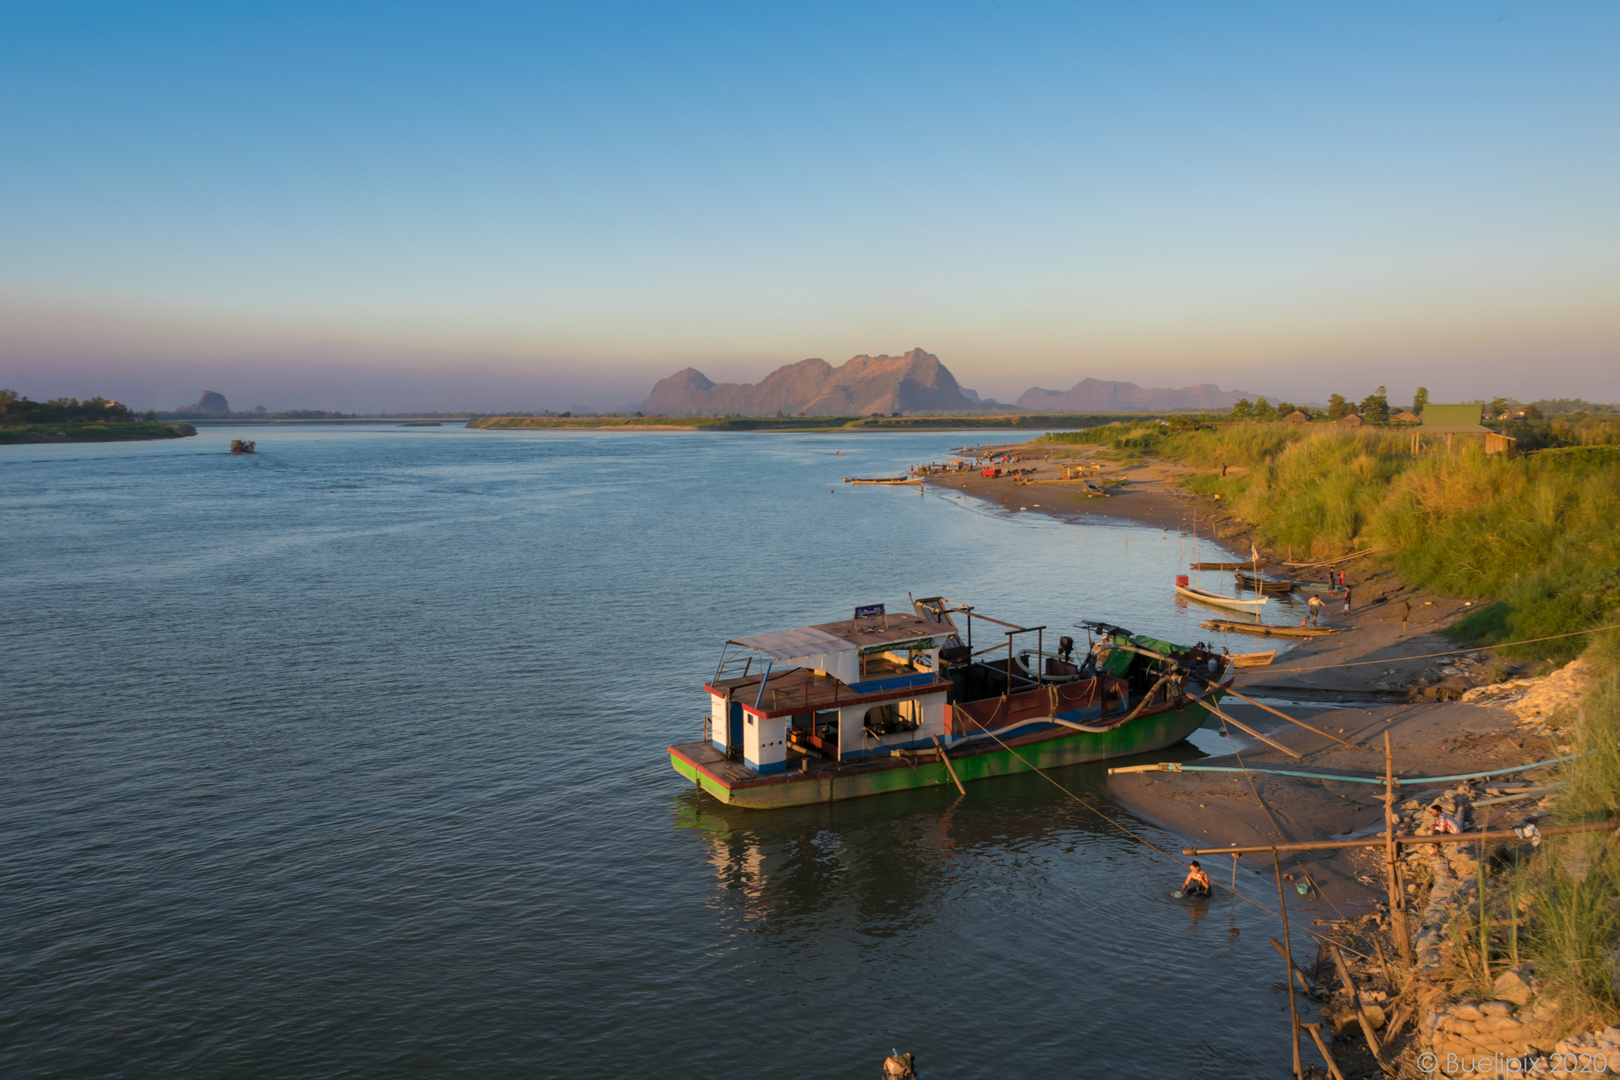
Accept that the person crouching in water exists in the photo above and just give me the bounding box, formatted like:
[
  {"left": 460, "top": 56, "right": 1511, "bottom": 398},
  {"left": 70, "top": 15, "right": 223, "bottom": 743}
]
[{"left": 1182, "top": 861, "right": 1212, "bottom": 898}]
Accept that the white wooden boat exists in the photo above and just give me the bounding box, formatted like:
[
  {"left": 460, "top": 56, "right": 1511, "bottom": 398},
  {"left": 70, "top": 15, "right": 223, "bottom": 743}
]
[{"left": 1175, "top": 582, "right": 1269, "bottom": 613}]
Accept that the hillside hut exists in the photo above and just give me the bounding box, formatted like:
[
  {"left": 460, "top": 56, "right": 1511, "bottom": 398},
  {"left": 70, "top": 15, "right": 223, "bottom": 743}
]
[
  {"left": 1336, "top": 413, "right": 1364, "bottom": 427},
  {"left": 1392, "top": 410, "right": 1421, "bottom": 423},
  {"left": 1413, "top": 402, "right": 1516, "bottom": 455},
  {"left": 1283, "top": 409, "right": 1311, "bottom": 423}
]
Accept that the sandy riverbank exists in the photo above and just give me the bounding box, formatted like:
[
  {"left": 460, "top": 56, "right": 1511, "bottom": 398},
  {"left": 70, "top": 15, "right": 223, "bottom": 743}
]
[{"left": 921, "top": 439, "right": 1569, "bottom": 912}]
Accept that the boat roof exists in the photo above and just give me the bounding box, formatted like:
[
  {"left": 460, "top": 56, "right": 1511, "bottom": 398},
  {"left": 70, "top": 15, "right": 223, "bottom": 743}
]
[{"left": 730, "top": 612, "right": 957, "bottom": 658}]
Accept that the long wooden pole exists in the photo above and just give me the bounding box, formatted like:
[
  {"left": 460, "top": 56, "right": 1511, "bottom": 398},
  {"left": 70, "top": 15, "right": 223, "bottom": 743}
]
[
  {"left": 1271, "top": 937, "right": 1315, "bottom": 996},
  {"left": 1194, "top": 698, "right": 1303, "bottom": 759},
  {"left": 1182, "top": 819, "right": 1619, "bottom": 856},
  {"left": 1330, "top": 944, "right": 1389, "bottom": 1072},
  {"left": 1219, "top": 687, "right": 1359, "bottom": 750},
  {"left": 1384, "top": 733, "right": 1414, "bottom": 967},
  {"left": 931, "top": 735, "right": 966, "bottom": 796},
  {"left": 1274, "top": 851, "right": 1304, "bottom": 1080},
  {"left": 1302, "top": 1022, "right": 1347, "bottom": 1080}
]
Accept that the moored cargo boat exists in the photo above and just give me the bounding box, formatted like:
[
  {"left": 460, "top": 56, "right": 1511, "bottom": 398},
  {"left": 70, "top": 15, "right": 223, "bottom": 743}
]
[{"left": 669, "top": 598, "right": 1232, "bottom": 809}]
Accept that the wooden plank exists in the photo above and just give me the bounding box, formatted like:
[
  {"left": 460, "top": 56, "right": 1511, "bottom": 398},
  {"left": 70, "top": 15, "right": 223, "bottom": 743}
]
[
  {"left": 1221, "top": 687, "right": 1359, "bottom": 750},
  {"left": 1195, "top": 697, "right": 1303, "bottom": 759},
  {"left": 932, "top": 735, "right": 966, "bottom": 796}
]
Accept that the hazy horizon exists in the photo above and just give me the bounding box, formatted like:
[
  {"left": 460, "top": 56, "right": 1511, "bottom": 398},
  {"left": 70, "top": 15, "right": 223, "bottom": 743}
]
[{"left": 3, "top": 2, "right": 1617, "bottom": 413}]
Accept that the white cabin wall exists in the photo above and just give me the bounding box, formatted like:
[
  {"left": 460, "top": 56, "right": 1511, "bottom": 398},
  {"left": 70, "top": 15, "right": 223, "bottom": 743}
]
[
  {"left": 837, "top": 691, "right": 949, "bottom": 758},
  {"left": 710, "top": 693, "right": 729, "bottom": 751},
  {"left": 743, "top": 713, "right": 787, "bottom": 773}
]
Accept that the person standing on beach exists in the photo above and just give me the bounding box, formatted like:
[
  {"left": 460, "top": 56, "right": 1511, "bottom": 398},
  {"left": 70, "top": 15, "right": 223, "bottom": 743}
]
[
  {"left": 1402, "top": 598, "right": 1412, "bottom": 632},
  {"left": 1343, "top": 585, "right": 1353, "bottom": 615},
  {"left": 1307, "top": 594, "right": 1323, "bottom": 626}
]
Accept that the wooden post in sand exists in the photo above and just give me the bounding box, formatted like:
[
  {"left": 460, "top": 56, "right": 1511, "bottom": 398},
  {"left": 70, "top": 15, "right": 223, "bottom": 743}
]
[
  {"left": 1273, "top": 851, "right": 1303, "bottom": 1080},
  {"left": 1383, "top": 733, "right": 1414, "bottom": 967}
]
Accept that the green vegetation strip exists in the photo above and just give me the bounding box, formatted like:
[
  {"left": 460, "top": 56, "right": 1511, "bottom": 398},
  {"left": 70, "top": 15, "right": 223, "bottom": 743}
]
[
  {"left": 0, "top": 421, "right": 197, "bottom": 443},
  {"left": 468, "top": 412, "right": 1128, "bottom": 432},
  {"left": 1042, "top": 417, "right": 1620, "bottom": 661}
]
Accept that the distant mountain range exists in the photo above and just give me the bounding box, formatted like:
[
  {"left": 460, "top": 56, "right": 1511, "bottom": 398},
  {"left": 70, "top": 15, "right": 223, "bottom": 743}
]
[
  {"left": 640, "top": 348, "right": 1005, "bottom": 417},
  {"left": 1016, "top": 378, "right": 1255, "bottom": 412},
  {"left": 637, "top": 350, "right": 1256, "bottom": 417}
]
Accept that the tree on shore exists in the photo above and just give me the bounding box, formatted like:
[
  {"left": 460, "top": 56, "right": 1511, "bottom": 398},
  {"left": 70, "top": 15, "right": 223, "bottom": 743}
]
[
  {"left": 1326, "top": 393, "right": 1352, "bottom": 419},
  {"left": 1412, "top": 386, "right": 1429, "bottom": 415},
  {"left": 1254, "top": 396, "right": 1277, "bottom": 420},
  {"left": 1361, "top": 386, "right": 1390, "bottom": 423},
  {"left": 1229, "top": 398, "right": 1254, "bottom": 419}
]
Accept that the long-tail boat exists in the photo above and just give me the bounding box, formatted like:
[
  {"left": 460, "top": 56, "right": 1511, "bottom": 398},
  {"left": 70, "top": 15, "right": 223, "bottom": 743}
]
[
  {"left": 1175, "top": 581, "right": 1269, "bottom": 613},
  {"left": 230, "top": 439, "right": 256, "bottom": 454},
  {"left": 1234, "top": 570, "right": 1297, "bottom": 594},
  {"left": 1202, "top": 619, "right": 1338, "bottom": 638},
  {"left": 669, "top": 599, "right": 1232, "bottom": 809}
]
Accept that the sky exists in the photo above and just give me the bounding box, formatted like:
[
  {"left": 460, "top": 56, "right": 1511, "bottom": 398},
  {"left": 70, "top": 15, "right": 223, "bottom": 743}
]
[{"left": 1, "top": 1, "right": 1617, "bottom": 413}]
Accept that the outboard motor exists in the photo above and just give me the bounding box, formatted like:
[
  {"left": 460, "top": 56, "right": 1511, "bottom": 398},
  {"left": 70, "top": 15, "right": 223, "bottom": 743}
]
[{"left": 1058, "top": 636, "right": 1075, "bottom": 663}]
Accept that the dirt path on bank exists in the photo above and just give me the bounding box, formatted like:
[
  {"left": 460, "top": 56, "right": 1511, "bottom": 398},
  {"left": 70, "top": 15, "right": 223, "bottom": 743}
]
[{"left": 919, "top": 438, "right": 1569, "bottom": 913}]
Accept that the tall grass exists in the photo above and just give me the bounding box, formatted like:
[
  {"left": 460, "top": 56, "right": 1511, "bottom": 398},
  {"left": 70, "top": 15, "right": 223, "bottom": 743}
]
[
  {"left": 1511, "top": 633, "right": 1620, "bottom": 1025},
  {"left": 1078, "top": 422, "right": 1620, "bottom": 660}
]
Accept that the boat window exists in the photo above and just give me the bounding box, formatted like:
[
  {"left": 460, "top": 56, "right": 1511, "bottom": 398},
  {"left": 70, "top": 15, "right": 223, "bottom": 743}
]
[{"left": 863, "top": 702, "right": 920, "bottom": 737}]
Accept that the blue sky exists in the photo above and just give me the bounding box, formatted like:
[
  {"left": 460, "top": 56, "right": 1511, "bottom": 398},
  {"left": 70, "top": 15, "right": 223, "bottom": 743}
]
[{"left": 2, "top": 1, "right": 1616, "bottom": 411}]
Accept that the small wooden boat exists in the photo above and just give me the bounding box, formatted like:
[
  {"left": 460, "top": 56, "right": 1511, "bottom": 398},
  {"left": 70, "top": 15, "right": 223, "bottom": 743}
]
[
  {"left": 843, "top": 475, "right": 917, "bottom": 485},
  {"left": 1190, "top": 559, "right": 1273, "bottom": 571},
  {"left": 1202, "top": 619, "right": 1337, "bottom": 638},
  {"left": 1228, "top": 650, "right": 1277, "bottom": 668},
  {"left": 230, "top": 439, "right": 256, "bottom": 454},
  {"left": 1175, "top": 583, "right": 1269, "bottom": 613},
  {"left": 1234, "top": 571, "right": 1296, "bottom": 594}
]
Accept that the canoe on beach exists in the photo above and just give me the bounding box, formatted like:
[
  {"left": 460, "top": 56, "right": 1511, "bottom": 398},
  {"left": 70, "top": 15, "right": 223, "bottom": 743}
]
[
  {"left": 843, "top": 475, "right": 918, "bottom": 485},
  {"left": 1202, "top": 619, "right": 1338, "bottom": 638},
  {"left": 1190, "top": 559, "right": 1274, "bottom": 571},
  {"left": 1228, "top": 650, "right": 1278, "bottom": 668},
  {"left": 1234, "top": 571, "right": 1297, "bottom": 594},
  {"left": 1175, "top": 583, "right": 1269, "bottom": 613}
]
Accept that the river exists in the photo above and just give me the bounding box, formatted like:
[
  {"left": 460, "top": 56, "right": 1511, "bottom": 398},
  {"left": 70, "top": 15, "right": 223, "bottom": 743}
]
[{"left": 2, "top": 424, "right": 1311, "bottom": 1078}]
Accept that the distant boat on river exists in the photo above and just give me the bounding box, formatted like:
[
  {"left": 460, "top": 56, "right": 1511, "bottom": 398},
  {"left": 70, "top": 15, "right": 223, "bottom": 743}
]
[{"left": 230, "top": 440, "right": 256, "bottom": 454}]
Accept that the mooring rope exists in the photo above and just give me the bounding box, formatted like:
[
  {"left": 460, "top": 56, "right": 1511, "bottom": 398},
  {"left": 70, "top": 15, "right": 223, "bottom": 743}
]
[
  {"left": 1265, "top": 621, "right": 1620, "bottom": 675},
  {"left": 965, "top": 710, "right": 1373, "bottom": 959}
]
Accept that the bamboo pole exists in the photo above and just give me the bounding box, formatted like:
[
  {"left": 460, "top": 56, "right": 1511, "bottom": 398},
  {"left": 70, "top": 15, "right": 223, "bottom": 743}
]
[
  {"left": 1219, "top": 687, "right": 1359, "bottom": 750},
  {"left": 1182, "top": 819, "right": 1619, "bottom": 856},
  {"left": 1384, "top": 733, "right": 1414, "bottom": 967},
  {"left": 1330, "top": 944, "right": 1390, "bottom": 1072},
  {"left": 1372, "top": 936, "right": 1397, "bottom": 994},
  {"left": 1274, "top": 852, "right": 1304, "bottom": 1080},
  {"left": 1301, "top": 1022, "right": 1347, "bottom": 1080},
  {"left": 1271, "top": 937, "right": 1316, "bottom": 996},
  {"left": 1195, "top": 698, "right": 1303, "bottom": 759}
]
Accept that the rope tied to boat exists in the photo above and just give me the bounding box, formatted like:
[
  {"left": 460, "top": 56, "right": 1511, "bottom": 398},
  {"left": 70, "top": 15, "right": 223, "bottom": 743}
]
[{"left": 959, "top": 684, "right": 1373, "bottom": 960}]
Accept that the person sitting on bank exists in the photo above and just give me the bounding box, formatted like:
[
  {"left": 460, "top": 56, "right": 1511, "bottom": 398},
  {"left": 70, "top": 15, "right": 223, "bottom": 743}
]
[
  {"left": 1430, "top": 802, "right": 1461, "bottom": 834},
  {"left": 1182, "top": 861, "right": 1212, "bottom": 897}
]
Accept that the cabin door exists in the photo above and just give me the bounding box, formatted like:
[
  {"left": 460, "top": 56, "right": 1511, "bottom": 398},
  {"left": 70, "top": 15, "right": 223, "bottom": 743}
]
[{"left": 728, "top": 698, "right": 744, "bottom": 755}]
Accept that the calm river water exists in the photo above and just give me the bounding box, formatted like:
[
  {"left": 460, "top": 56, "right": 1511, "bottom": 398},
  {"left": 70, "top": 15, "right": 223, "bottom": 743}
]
[{"left": 2, "top": 425, "right": 1313, "bottom": 1078}]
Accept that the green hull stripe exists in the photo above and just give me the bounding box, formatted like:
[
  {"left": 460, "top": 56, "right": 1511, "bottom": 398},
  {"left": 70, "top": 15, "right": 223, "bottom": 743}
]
[{"left": 671, "top": 692, "right": 1218, "bottom": 810}]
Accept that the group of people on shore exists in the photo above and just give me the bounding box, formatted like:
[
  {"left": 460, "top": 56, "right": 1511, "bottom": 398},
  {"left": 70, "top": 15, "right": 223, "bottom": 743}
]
[{"left": 1303, "top": 574, "right": 1353, "bottom": 627}]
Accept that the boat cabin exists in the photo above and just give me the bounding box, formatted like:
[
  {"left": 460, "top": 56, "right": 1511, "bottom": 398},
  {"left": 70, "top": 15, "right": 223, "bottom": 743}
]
[{"left": 706, "top": 604, "right": 959, "bottom": 772}]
